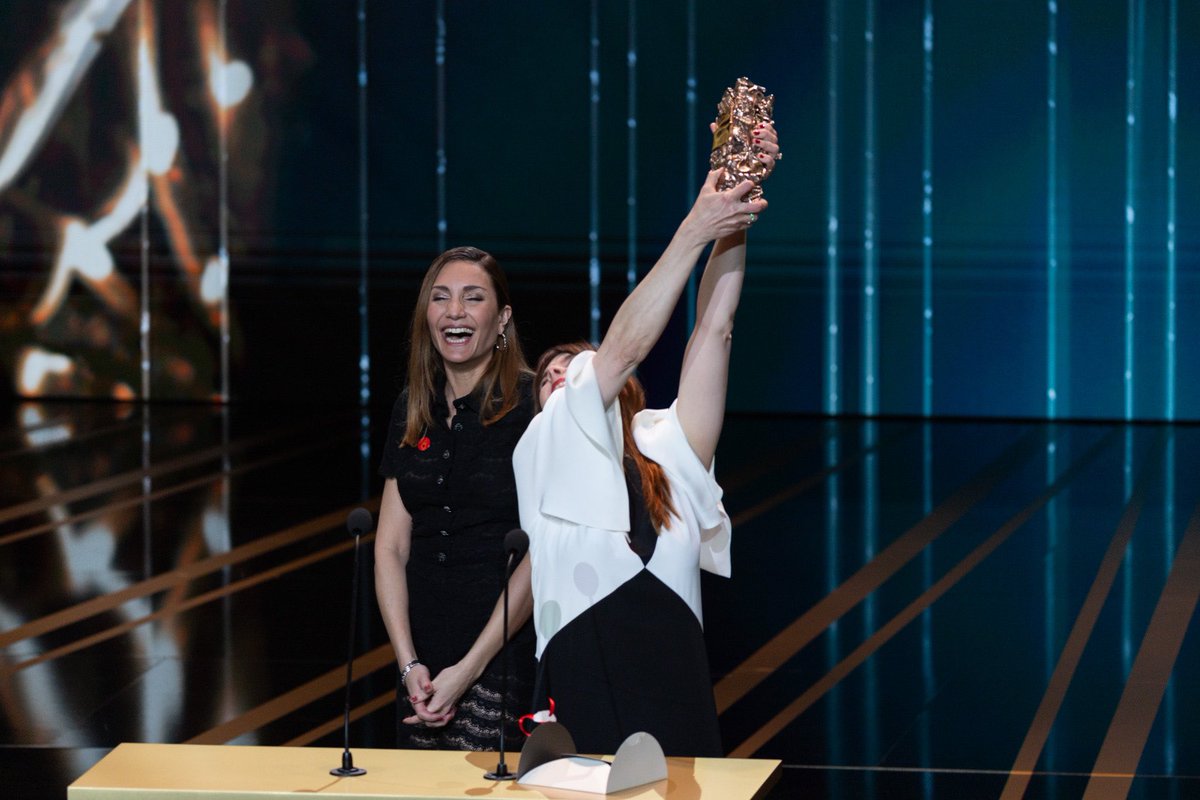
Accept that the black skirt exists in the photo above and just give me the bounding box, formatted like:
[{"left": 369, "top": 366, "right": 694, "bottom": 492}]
[{"left": 533, "top": 568, "right": 723, "bottom": 757}]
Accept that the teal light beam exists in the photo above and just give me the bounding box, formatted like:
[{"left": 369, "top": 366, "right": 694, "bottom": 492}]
[
  {"left": 1123, "top": 0, "right": 1145, "bottom": 421},
  {"left": 435, "top": 0, "right": 446, "bottom": 252},
  {"left": 357, "top": 0, "right": 370, "bottom": 486},
  {"left": 824, "top": 0, "right": 841, "bottom": 415},
  {"left": 626, "top": 0, "right": 638, "bottom": 294},
  {"left": 922, "top": 4, "right": 933, "bottom": 418},
  {"left": 1166, "top": 0, "right": 1177, "bottom": 421},
  {"left": 589, "top": 0, "right": 601, "bottom": 343},
  {"left": 1046, "top": 1, "right": 1058, "bottom": 418},
  {"left": 862, "top": 0, "right": 878, "bottom": 416}
]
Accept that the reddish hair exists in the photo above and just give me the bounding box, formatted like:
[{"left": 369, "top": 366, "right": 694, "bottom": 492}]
[{"left": 535, "top": 342, "right": 677, "bottom": 533}]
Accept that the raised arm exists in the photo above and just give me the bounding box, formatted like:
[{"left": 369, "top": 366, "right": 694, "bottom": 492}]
[
  {"left": 676, "top": 124, "right": 779, "bottom": 467},
  {"left": 675, "top": 232, "right": 747, "bottom": 468},
  {"left": 591, "top": 168, "right": 767, "bottom": 407}
]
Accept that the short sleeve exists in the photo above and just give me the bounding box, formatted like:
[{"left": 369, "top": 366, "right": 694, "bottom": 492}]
[
  {"left": 378, "top": 390, "right": 409, "bottom": 478},
  {"left": 517, "top": 351, "right": 631, "bottom": 532},
  {"left": 633, "top": 402, "right": 732, "bottom": 577}
]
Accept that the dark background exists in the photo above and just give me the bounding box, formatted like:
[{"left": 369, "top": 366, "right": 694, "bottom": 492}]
[{"left": 1, "top": 0, "right": 1197, "bottom": 420}]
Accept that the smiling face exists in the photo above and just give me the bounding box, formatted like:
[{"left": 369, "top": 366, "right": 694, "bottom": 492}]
[
  {"left": 537, "top": 352, "right": 573, "bottom": 407},
  {"left": 425, "top": 259, "right": 511, "bottom": 376}
]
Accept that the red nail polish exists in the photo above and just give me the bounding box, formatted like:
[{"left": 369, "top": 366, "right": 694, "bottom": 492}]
[{"left": 754, "top": 139, "right": 761, "bottom": 144}]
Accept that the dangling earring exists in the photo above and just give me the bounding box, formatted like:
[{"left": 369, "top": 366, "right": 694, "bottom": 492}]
[{"left": 495, "top": 332, "right": 509, "bottom": 352}]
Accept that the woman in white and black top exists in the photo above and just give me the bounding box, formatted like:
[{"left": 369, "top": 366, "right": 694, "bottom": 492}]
[{"left": 513, "top": 128, "right": 778, "bottom": 757}]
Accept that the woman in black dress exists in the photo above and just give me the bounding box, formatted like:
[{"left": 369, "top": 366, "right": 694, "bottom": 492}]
[
  {"left": 514, "top": 131, "right": 777, "bottom": 757},
  {"left": 375, "top": 246, "right": 535, "bottom": 749}
]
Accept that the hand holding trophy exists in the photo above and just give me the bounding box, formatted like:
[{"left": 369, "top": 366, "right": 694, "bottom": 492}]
[{"left": 710, "top": 77, "right": 779, "bottom": 201}]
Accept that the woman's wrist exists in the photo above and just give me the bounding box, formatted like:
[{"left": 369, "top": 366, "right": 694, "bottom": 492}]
[{"left": 399, "top": 658, "right": 421, "bottom": 684}]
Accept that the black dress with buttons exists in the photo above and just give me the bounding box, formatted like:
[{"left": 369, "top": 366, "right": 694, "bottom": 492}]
[{"left": 379, "top": 375, "right": 535, "bottom": 750}]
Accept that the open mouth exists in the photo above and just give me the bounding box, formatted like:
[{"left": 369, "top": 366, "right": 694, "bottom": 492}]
[
  {"left": 551, "top": 377, "right": 565, "bottom": 392},
  {"left": 442, "top": 326, "right": 475, "bottom": 344}
]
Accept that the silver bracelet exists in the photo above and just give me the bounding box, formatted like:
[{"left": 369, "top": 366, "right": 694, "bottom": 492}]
[{"left": 399, "top": 658, "right": 421, "bottom": 684}]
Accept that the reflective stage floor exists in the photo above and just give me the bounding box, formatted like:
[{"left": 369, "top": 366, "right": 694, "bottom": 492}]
[{"left": 2, "top": 401, "right": 1198, "bottom": 798}]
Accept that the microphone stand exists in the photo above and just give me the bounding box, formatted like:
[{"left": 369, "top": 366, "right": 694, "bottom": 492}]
[
  {"left": 485, "top": 529, "right": 527, "bottom": 780},
  {"left": 331, "top": 508, "right": 373, "bottom": 777}
]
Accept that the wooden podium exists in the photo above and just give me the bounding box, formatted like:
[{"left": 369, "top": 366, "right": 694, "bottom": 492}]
[{"left": 68, "top": 743, "right": 780, "bottom": 799}]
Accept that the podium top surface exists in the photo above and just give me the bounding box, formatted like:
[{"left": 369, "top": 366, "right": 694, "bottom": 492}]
[{"left": 68, "top": 742, "right": 781, "bottom": 800}]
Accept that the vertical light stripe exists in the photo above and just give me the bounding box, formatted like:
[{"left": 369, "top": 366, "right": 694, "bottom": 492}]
[
  {"left": 1122, "top": 0, "right": 1142, "bottom": 664},
  {"left": 824, "top": 424, "right": 843, "bottom": 782},
  {"left": 1045, "top": 435, "right": 1060, "bottom": 773},
  {"left": 825, "top": 0, "right": 841, "bottom": 415},
  {"left": 862, "top": 420, "right": 879, "bottom": 776},
  {"left": 217, "top": 0, "right": 230, "bottom": 403},
  {"left": 1046, "top": 1, "right": 1058, "bottom": 418},
  {"left": 1165, "top": 0, "right": 1177, "bottom": 421},
  {"left": 141, "top": 403, "right": 152, "bottom": 573},
  {"left": 435, "top": 0, "right": 447, "bottom": 252},
  {"left": 921, "top": 4, "right": 933, "bottom": 418},
  {"left": 684, "top": 0, "right": 698, "bottom": 329},
  {"left": 911, "top": 14, "right": 936, "bottom": 767},
  {"left": 589, "top": 0, "right": 601, "bottom": 343},
  {"left": 357, "top": 0, "right": 370, "bottom": 484},
  {"left": 862, "top": 0, "right": 878, "bottom": 416},
  {"left": 1163, "top": 434, "right": 1177, "bottom": 772},
  {"left": 626, "top": 0, "right": 638, "bottom": 294},
  {"left": 1123, "top": 0, "right": 1144, "bottom": 422},
  {"left": 920, "top": 423, "right": 935, "bottom": 799},
  {"left": 1122, "top": 429, "right": 1135, "bottom": 676},
  {"left": 137, "top": 0, "right": 150, "bottom": 400}
]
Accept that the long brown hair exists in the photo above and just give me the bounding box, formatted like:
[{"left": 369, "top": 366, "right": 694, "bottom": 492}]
[
  {"left": 402, "top": 246, "right": 530, "bottom": 446},
  {"left": 534, "top": 342, "right": 678, "bottom": 532}
]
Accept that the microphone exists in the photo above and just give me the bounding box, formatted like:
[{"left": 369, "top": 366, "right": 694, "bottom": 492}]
[
  {"left": 485, "top": 528, "right": 528, "bottom": 781},
  {"left": 504, "top": 528, "right": 529, "bottom": 571},
  {"left": 331, "top": 507, "right": 374, "bottom": 778},
  {"left": 347, "top": 507, "right": 373, "bottom": 537}
]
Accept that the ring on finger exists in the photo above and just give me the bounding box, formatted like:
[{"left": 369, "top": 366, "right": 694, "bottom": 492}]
[{"left": 748, "top": 212, "right": 757, "bottom": 224}]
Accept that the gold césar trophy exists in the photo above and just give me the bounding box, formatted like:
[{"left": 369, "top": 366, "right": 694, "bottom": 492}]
[{"left": 710, "top": 77, "right": 775, "bottom": 200}]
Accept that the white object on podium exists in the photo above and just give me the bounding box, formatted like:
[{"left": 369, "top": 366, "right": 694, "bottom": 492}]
[{"left": 517, "top": 722, "right": 667, "bottom": 795}]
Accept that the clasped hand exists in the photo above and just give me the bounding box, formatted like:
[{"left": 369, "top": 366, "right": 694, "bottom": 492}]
[{"left": 403, "top": 662, "right": 473, "bottom": 728}]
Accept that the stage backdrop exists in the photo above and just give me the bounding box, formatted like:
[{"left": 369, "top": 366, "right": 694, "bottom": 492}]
[{"left": 0, "top": 1, "right": 1196, "bottom": 421}]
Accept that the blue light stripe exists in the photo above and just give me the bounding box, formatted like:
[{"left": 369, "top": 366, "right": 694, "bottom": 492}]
[
  {"left": 357, "top": 0, "right": 369, "bottom": 407},
  {"left": 357, "top": 0, "right": 370, "bottom": 482},
  {"left": 825, "top": 0, "right": 840, "bottom": 415},
  {"left": 824, "top": 424, "right": 843, "bottom": 780},
  {"left": 589, "top": 0, "right": 601, "bottom": 343},
  {"left": 922, "top": 4, "right": 933, "bottom": 418},
  {"left": 1046, "top": 1, "right": 1058, "bottom": 419},
  {"left": 1123, "top": 0, "right": 1145, "bottom": 422},
  {"left": 1166, "top": 0, "right": 1177, "bottom": 421},
  {"left": 626, "top": 0, "right": 637, "bottom": 294},
  {"left": 435, "top": 0, "right": 447, "bottom": 252},
  {"left": 1163, "top": 433, "right": 1176, "bottom": 769},
  {"left": 862, "top": 420, "right": 879, "bottom": 771},
  {"left": 862, "top": 0, "right": 878, "bottom": 416}
]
